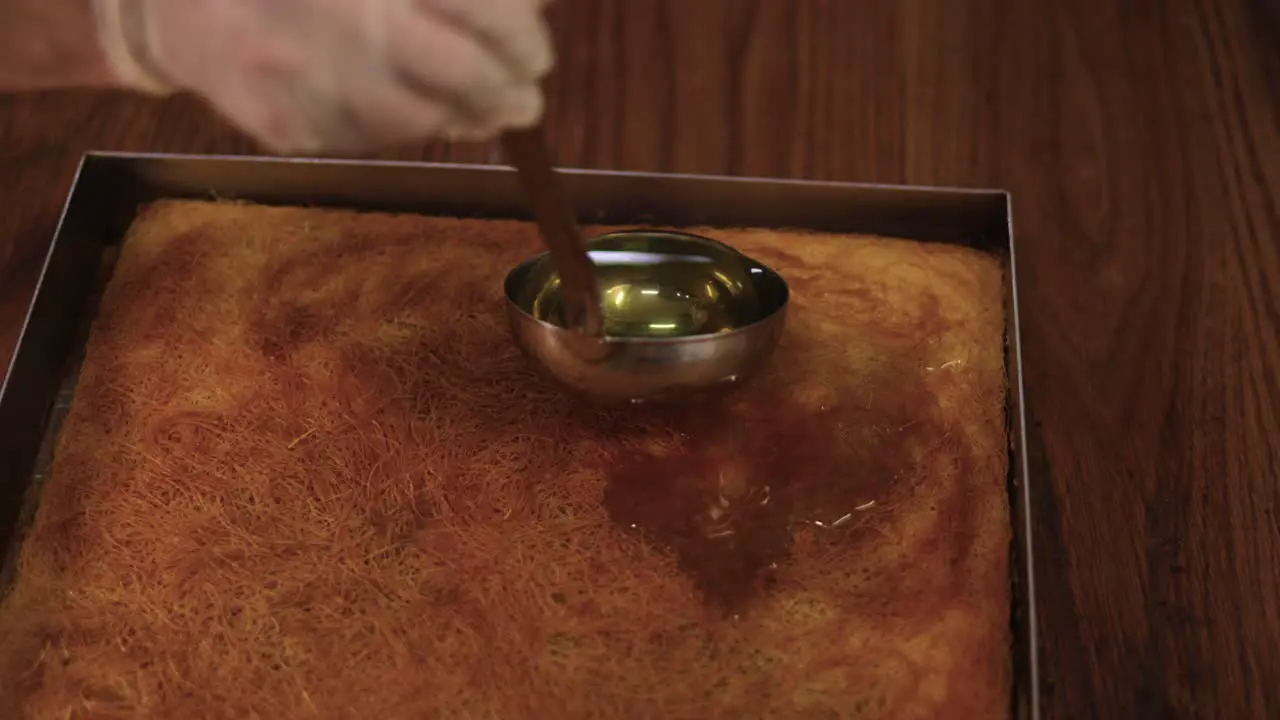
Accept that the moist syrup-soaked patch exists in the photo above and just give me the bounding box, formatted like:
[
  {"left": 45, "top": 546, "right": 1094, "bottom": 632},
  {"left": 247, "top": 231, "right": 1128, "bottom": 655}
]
[
  {"left": 0, "top": 201, "right": 1012, "bottom": 719},
  {"left": 599, "top": 367, "right": 960, "bottom": 616}
]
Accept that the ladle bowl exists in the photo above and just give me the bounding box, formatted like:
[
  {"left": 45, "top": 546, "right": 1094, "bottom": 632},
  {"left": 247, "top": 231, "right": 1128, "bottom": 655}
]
[{"left": 503, "top": 229, "right": 790, "bottom": 405}]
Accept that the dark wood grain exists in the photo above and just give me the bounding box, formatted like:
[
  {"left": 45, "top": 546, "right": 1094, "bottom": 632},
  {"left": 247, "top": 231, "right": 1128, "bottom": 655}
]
[{"left": 1, "top": 0, "right": 1276, "bottom": 717}]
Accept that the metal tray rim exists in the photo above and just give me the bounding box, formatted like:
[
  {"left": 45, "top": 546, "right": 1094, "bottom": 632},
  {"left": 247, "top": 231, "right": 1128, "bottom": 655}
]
[{"left": 83, "top": 150, "right": 1014, "bottom": 197}]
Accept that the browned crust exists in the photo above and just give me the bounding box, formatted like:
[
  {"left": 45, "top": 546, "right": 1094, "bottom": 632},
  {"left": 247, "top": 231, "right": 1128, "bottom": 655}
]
[{"left": 0, "top": 200, "right": 1011, "bottom": 719}]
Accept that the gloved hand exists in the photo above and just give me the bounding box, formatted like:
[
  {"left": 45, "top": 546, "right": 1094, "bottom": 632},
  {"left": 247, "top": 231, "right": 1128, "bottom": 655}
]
[{"left": 92, "top": 0, "right": 554, "bottom": 154}]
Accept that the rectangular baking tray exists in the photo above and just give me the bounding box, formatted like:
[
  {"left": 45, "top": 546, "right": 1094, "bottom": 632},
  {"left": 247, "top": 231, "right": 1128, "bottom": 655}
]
[{"left": 0, "top": 151, "right": 1039, "bottom": 718}]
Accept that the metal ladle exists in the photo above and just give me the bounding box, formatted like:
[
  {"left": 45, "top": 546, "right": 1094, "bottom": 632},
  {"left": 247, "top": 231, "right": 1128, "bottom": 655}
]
[{"left": 500, "top": 125, "right": 790, "bottom": 405}]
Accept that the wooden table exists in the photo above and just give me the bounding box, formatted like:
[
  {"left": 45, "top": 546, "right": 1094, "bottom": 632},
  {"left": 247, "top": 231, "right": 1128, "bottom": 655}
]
[{"left": 1, "top": 1, "right": 1276, "bottom": 717}]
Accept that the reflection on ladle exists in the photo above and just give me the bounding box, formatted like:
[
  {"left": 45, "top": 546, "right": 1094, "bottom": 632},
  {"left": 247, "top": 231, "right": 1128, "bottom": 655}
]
[{"left": 500, "top": 126, "right": 605, "bottom": 338}]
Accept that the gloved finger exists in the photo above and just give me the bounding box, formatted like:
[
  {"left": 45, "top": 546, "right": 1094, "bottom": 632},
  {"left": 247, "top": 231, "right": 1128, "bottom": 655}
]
[
  {"left": 390, "top": 7, "right": 537, "bottom": 129},
  {"left": 413, "top": 0, "right": 554, "bottom": 83},
  {"left": 439, "top": 84, "right": 543, "bottom": 141},
  {"left": 201, "top": 71, "right": 326, "bottom": 156},
  {"left": 307, "top": 82, "right": 459, "bottom": 153}
]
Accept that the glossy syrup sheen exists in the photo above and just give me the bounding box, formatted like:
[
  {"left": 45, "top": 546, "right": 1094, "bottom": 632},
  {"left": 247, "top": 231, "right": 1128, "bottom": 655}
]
[
  {"left": 523, "top": 235, "right": 766, "bottom": 338},
  {"left": 597, "top": 372, "right": 954, "bottom": 616}
]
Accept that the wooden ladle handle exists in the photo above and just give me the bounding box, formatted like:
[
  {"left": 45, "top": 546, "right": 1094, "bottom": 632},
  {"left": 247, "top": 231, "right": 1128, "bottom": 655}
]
[{"left": 501, "top": 126, "right": 604, "bottom": 338}]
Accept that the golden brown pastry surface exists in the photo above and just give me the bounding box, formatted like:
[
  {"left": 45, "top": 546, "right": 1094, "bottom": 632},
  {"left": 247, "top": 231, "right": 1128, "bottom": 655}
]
[{"left": 0, "top": 200, "right": 1011, "bottom": 718}]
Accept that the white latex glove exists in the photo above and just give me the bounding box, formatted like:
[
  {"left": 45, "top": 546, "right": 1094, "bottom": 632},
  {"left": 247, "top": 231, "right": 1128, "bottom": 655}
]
[{"left": 93, "top": 0, "right": 554, "bottom": 154}]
